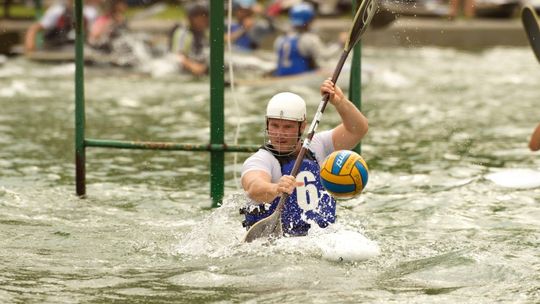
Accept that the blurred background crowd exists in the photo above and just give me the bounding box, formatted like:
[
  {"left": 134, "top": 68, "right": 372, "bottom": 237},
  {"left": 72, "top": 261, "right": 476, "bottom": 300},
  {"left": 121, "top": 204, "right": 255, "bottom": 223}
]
[
  {"left": 1, "top": 0, "right": 539, "bottom": 75},
  {"left": 3, "top": 0, "right": 540, "bottom": 20}
]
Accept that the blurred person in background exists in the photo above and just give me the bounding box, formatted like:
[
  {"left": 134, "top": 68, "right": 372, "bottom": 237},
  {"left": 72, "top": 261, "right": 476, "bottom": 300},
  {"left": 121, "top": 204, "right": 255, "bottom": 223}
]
[
  {"left": 24, "top": 0, "right": 99, "bottom": 52},
  {"left": 169, "top": 2, "right": 209, "bottom": 76},
  {"left": 449, "top": 0, "right": 476, "bottom": 19},
  {"left": 225, "top": 0, "right": 275, "bottom": 51},
  {"left": 273, "top": 2, "right": 343, "bottom": 77},
  {"left": 88, "top": 0, "right": 128, "bottom": 52}
]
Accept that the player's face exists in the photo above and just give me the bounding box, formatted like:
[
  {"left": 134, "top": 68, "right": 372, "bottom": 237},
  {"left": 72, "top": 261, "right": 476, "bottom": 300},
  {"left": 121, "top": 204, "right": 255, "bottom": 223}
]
[
  {"left": 267, "top": 118, "right": 301, "bottom": 153},
  {"left": 190, "top": 15, "right": 209, "bottom": 31}
]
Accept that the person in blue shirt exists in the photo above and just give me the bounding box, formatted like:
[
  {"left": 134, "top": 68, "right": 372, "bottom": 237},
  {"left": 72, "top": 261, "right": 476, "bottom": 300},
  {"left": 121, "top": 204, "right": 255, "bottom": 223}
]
[
  {"left": 273, "top": 2, "right": 341, "bottom": 77},
  {"left": 225, "top": 0, "right": 275, "bottom": 51}
]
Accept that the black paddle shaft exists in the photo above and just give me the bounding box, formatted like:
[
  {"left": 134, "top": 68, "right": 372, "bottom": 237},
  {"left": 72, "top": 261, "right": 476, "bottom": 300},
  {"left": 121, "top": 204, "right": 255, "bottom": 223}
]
[{"left": 522, "top": 5, "right": 540, "bottom": 63}]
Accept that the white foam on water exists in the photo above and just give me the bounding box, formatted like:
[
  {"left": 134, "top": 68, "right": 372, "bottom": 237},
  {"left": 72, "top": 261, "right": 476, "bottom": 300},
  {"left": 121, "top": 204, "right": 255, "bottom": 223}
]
[
  {"left": 271, "top": 224, "right": 380, "bottom": 262},
  {"left": 485, "top": 169, "right": 540, "bottom": 189},
  {"left": 314, "top": 229, "right": 380, "bottom": 262},
  {"left": 0, "top": 64, "right": 24, "bottom": 78},
  {"left": 376, "top": 69, "right": 412, "bottom": 88},
  {"left": 117, "top": 97, "right": 141, "bottom": 108},
  {"left": 30, "top": 63, "right": 75, "bottom": 77},
  {"left": 226, "top": 51, "right": 275, "bottom": 73},
  {"left": 173, "top": 194, "right": 247, "bottom": 259},
  {"left": 138, "top": 54, "right": 180, "bottom": 78},
  {"left": 0, "top": 80, "right": 51, "bottom": 98},
  {"left": 173, "top": 193, "right": 379, "bottom": 262}
]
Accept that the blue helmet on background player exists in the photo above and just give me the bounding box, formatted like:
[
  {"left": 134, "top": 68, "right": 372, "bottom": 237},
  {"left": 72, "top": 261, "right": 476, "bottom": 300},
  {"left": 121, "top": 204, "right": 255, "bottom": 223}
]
[
  {"left": 289, "top": 2, "right": 315, "bottom": 27},
  {"left": 233, "top": 0, "right": 256, "bottom": 10}
]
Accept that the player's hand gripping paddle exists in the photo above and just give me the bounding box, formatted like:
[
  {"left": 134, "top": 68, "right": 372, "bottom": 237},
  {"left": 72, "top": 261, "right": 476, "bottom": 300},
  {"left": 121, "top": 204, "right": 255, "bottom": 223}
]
[
  {"left": 243, "top": 0, "right": 378, "bottom": 243},
  {"left": 522, "top": 5, "right": 540, "bottom": 64}
]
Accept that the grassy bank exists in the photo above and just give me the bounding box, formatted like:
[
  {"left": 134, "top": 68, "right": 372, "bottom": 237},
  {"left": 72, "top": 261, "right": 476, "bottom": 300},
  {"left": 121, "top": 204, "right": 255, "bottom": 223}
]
[
  {"left": 0, "top": 5, "right": 35, "bottom": 19},
  {"left": 1, "top": 4, "right": 185, "bottom": 20}
]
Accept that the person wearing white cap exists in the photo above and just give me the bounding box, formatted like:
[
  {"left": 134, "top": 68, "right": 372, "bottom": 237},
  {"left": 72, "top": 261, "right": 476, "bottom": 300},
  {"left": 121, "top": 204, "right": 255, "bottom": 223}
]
[{"left": 240, "top": 78, "right": 368, "bottom": 236}]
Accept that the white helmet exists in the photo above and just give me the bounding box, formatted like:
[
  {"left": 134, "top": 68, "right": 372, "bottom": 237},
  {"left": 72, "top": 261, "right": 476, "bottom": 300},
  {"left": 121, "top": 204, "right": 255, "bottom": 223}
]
[{"left": 265, "top": 92, "right": 306, "bottom": 122}]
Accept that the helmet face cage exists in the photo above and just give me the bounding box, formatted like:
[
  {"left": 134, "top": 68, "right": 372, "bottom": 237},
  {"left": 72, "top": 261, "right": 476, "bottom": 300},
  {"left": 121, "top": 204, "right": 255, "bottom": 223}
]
[{"left": 263, "top": 120, "right": 304, "bottom": 156}]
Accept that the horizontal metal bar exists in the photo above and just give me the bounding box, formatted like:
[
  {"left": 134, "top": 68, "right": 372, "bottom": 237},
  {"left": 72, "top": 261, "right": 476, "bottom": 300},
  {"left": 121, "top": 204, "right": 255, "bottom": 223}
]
[{"left": 85, "top": 138, "right": 259, "bottom": 153}]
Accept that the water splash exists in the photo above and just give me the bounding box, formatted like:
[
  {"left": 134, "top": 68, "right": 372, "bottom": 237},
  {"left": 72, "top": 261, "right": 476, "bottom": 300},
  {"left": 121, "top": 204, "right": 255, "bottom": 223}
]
[
  {"left": 174, "top": 193, "right": 379, "bottom": 262},
  {"left": 485, "top": 169, "right": 540, "bottom": 189}
]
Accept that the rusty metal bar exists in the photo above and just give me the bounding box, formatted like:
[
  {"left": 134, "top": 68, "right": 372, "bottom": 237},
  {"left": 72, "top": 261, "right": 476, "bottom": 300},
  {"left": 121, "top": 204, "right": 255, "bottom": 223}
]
[{"left": 85, "top": 139, "right": 259, "bottom": 153}]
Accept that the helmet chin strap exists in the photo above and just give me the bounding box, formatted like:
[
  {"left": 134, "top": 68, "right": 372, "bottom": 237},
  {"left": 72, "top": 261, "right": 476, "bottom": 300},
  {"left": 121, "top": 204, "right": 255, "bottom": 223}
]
[{"left": 297, "top": 121, "right": 303, "bottom": 141}]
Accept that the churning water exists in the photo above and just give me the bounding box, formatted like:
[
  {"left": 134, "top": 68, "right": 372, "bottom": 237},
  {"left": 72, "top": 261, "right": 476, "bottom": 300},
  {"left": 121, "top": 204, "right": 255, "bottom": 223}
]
[{"left": 1, "top": 46, "right": 540, "bottom": 303}]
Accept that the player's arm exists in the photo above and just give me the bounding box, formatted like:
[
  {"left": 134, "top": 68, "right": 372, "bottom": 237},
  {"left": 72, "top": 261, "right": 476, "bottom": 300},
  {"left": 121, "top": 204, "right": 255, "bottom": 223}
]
[
  {"left": 24, "top": 23, "right": 43, "bottom": 52},
  {"left": 178, "top": 54, "right": 208, "bottom": 76},
  {"left": 529, "top": 123, "right": 540, "bottom": 151},
  {"left": 320, "top": 78, "right": 368, "bottom": 150},
  {"left": 242, "top": 170, "right": 302, "bottom": 203}
]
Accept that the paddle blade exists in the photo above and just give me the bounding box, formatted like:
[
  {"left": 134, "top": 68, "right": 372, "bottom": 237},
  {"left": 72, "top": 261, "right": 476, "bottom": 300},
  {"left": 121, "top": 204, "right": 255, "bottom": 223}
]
[
  {"left": 243, "top": 212, "right": 283, "bottom": 243},
  {"left": 344, "top": 0, "right": 379, "bottom": 52},
  {"left": 522, "top": 5, "right": 540, "bottom": 63}
]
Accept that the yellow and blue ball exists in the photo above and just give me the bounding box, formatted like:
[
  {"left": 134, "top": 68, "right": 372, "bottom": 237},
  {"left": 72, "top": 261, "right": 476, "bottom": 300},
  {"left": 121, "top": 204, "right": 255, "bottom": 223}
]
[{"left": 320, "top": 150, "right": 369, "bottom": 199}]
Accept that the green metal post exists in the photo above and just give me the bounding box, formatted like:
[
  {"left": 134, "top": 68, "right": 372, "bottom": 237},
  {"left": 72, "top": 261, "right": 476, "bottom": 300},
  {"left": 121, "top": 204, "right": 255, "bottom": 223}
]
[
  {"left": 349, "top": 0, "right": 362, "bottom": 154},
  {"left": 4, "top": 0, "right": 11, "bottom": 18},
  {"left": 74, "top": 0, "right": 86, "bottom": 196},
  {"left": 34, "top": 0, "right": 43, "bottom": 49},
  {"left": 34, "top": 0, "right": 43, "bottom": 16},
  {"left": 209, "top": 0, "right": 225, "bottom": 207}
]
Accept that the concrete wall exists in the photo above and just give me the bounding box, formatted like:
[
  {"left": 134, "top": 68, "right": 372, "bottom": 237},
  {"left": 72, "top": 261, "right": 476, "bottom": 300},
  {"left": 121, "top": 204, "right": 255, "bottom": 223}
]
[{"left": 361, "top": 18, "right": 529, "bottom": 49}]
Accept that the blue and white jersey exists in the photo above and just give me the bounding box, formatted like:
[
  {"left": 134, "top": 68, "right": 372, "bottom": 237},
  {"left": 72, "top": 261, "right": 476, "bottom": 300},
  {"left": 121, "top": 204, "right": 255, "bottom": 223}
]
[
  {"left": 241, "top": 131, "right": 336, "bottom": 236},
  {"left": 230, "top": 22, "right": 255, "bottom": 50},
  {"left": 274, "top": 33, "right": 315, "bottom": 76}
]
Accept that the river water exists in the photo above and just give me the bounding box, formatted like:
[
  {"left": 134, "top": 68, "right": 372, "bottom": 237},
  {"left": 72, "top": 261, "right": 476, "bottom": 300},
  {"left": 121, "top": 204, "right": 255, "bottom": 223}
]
[{"left": 1, "top": 46, "right": 539, "bottom": 303}]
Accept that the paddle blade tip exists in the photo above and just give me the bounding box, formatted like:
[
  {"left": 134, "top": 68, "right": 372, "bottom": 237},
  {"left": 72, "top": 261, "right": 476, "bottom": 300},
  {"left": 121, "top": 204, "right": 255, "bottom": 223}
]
[{"left": 243, "top": 217, "right": 283, "bottom": 243}]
